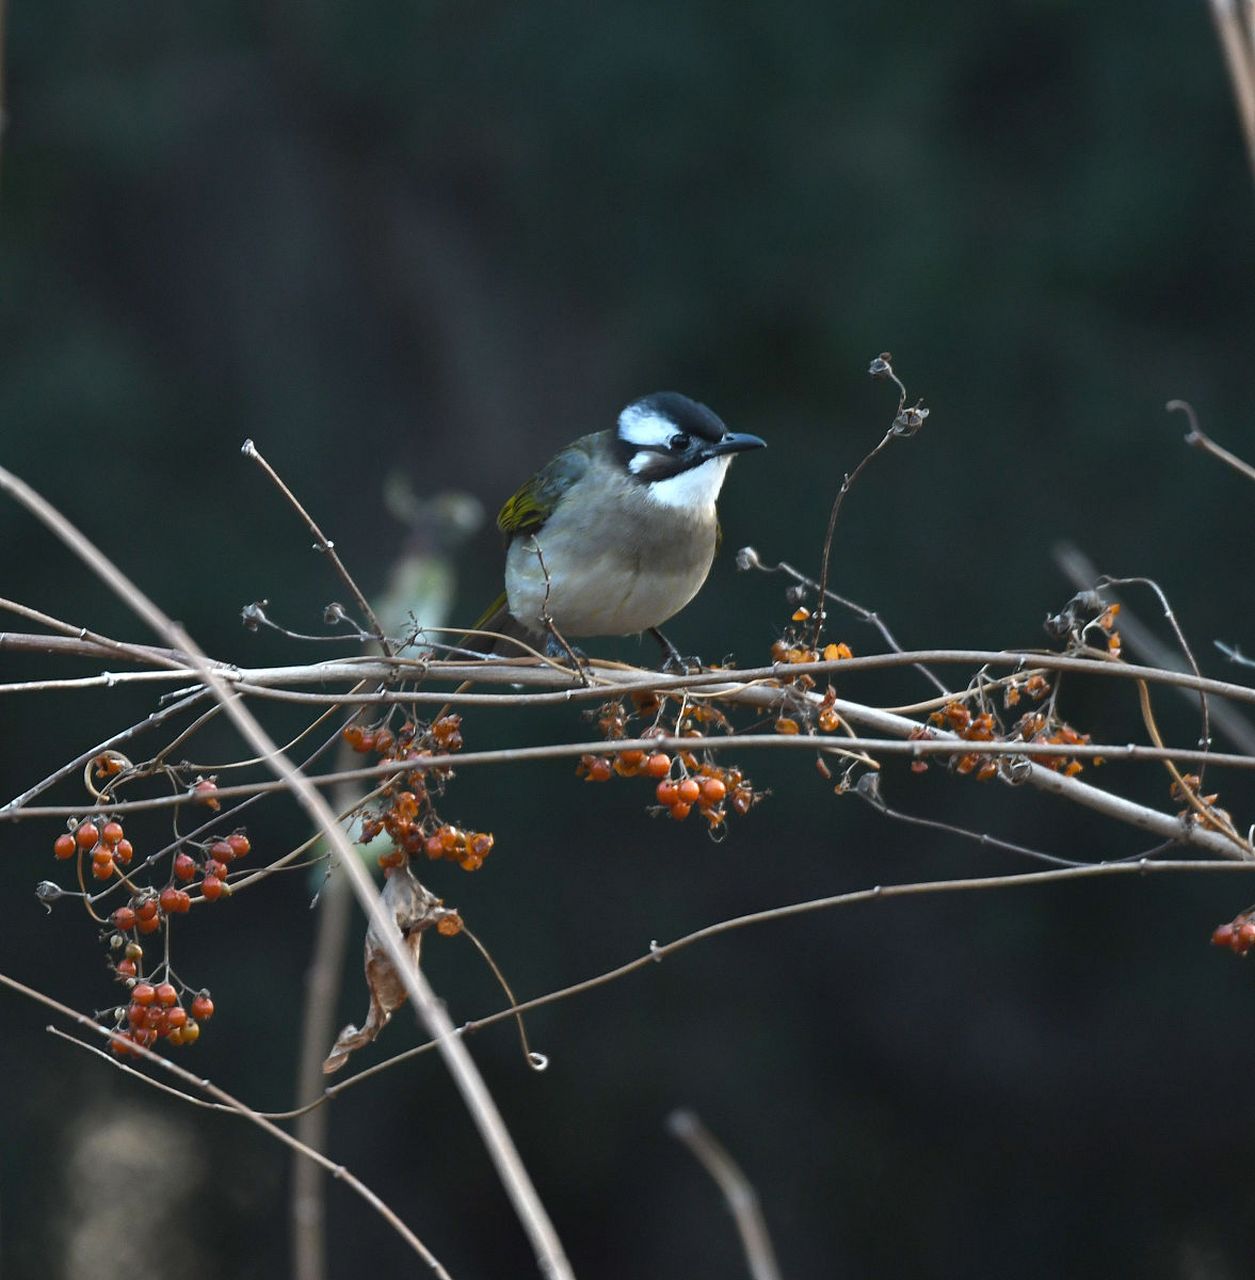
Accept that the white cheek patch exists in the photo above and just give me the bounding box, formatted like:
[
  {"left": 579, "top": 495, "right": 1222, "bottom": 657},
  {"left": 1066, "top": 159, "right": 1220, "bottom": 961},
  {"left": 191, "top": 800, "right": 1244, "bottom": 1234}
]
[
  {"left": 642, "top": 455, "right": 733, "bottom": 511},
  {"left": 617, "top": 405, "right": 677, "bottom": 448},
  {"left": 628, "top": 450, "right": 655, "bottom": 475}
]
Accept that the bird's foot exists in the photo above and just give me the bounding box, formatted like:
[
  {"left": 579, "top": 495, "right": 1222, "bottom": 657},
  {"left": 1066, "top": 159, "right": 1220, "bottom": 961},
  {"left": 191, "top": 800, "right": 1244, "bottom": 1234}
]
[
  {"left": 544, "top": 629, "right": 589, "bottom": 670},
  {"left": 650, "top": 627, "right": 701, "bottom": 675}
]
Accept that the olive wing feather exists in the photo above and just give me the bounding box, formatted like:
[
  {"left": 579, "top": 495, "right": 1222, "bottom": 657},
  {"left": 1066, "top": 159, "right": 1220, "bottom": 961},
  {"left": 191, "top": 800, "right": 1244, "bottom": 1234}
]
[{"left": 495, "top": 437, "right": 594, "bottom": 537}]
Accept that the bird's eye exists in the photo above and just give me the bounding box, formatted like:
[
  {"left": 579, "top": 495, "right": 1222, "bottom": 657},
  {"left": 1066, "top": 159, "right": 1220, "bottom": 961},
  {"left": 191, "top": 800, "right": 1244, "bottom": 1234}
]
[{"left": 669, "top": 432, "right": 692, "bottom": 451}]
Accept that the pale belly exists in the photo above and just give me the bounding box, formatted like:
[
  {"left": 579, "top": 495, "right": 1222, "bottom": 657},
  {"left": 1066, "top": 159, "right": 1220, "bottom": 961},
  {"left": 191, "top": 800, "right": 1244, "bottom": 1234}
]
[{"left": 505, "top": 531, "right": 716, "bottom": 637}]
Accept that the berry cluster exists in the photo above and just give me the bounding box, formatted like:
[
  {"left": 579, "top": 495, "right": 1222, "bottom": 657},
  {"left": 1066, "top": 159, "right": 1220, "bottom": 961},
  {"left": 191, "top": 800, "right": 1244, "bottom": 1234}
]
[
  {"left": 577, "top": 746, "right": 760, "bottom": 830},
  {"left": 770, "top": 610, "right": 853, "bottom": 670},
  {"left": 54, "top": 819, "right": 134, "bottom": 880},
  {"left": 1211, "top": 914, "right": 1255, "bottom": 955},
  {"left": 910, "top": 689, "right": 1095, "bottom": 780},
  {"left": 346, "top": 713, "right": 495, "bottom": 875},
  {"left": 109, "top": 982, "right": 215, "bottom": 1057}
]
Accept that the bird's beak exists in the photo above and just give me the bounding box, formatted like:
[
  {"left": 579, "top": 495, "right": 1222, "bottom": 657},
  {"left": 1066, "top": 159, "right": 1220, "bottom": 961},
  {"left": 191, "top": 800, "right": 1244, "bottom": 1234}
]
[{"left": 704, "top": 431, "right": 767, "bottom": 459}]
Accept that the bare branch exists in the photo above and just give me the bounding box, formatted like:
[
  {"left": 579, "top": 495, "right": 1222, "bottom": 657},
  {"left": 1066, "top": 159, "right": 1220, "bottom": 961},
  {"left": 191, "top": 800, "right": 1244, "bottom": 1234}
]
[{"left": 668, "top": 1110, "right": 782, "bottom": 1280}]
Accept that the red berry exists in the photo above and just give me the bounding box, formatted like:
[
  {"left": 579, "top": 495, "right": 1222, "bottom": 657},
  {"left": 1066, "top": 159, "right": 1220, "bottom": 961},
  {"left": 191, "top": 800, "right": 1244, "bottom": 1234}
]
[
  {"left": 164, "top": 1006, "right": 188, "bottom": 1031},
  {"left": 190, "top": 994, "right": 214, "bottom": 1021},
  {"left": 677, "top": 778, "right": 701, "bottom": 805},
  {"left": 135, "top": 899, "right": 159, "bottom": 922},
  {"left": 205, "top": 859, "right": 228, "bottom": 879},
  {"left": 132, "top": 982, "right": 156, "bottom": 1007},
  {"left": 126, "top": 1003, "right": 146, "bottom": 1028},
  {"left": 137, "top": 915, "right": 161, "bottom": 935},
  {"left": 159, "top": 887, "right": 181, "bottom": 914},
  {"left": 114, "top": 838, "right": 134, "bottom": 865},
  {"left": 91, "top": 847, "right": 113, "bottom": 867},
  {"left": 91, "top": 858, "right": 115, "bottom": 880},
  {"left": 655, "top": 780, "right": 679, "bottom": 807},
  {"left": 173, "top": 853, "right": 196, "bottom": 882},
  {"left": 210, "top": 840, "right": 234, "bottom": 863},
  {"left": 669, "top": 801, "right": 692, "bottom": 821},
  {"left": 201, "top": 875, "right": 223, "bottom": 902},
  {"left": 226, "top": 833, "right": 251, "bottom": 859},
  {"left": 76, "top": 822, "right": 100, "bottom": 849},
  {"left": 102, "top": 821, "right": 124, "bottom": 845},
  {"left": 112, "top": 907, "right": 136, "bottom": 931},
  {"left": 645, "top": 752, "right": 672, "bottom": 779},
  {"left": 586, "top": 756, "right": 612, "bottom": 782},
  {"left": 115, "top": 958, "right": 137, "bottom": 979},
  {"left": 1213, "top": 924, "right": 1236, "bottom": 948},
  {"left": 53, "top": 833, "right": 76, "bottom": 860},
  {"left": 155, "top": 982, "right": 178, "bottom": 1008}
]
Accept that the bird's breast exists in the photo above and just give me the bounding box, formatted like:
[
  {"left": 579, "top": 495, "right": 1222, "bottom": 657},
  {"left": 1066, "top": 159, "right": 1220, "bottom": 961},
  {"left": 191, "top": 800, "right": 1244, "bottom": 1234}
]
[{"left": 504, "top": 487, "right": 718, "bottom": 638}]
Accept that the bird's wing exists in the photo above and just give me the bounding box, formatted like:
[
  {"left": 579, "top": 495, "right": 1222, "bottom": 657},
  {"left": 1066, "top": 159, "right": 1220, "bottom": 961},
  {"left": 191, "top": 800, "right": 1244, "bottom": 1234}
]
[{"left": 496, "top": 436, "right": 596, "bottom": 538}]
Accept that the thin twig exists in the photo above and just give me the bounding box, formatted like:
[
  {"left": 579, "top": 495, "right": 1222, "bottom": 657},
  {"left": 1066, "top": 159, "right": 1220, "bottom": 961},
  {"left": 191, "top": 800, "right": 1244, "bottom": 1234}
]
[
  {"left": 667, "top": 1110, "right": 782, "bottom": 1280},
  {"left": 79, "top": 854, "right": 1255, "bottom": 1123},
  {"left": 1054, "top": 545, "right": 1255, "bottom": 755},
  {"left": 241, "top": 440, "right": 395, "bottom": 657},
  {"left": 741, "top": 550, "right": 949, "bottom": 696},
  {"left": 1171, "top": 398, "right": 1255, "bottom": 486},
  {"left": 0, "top": 975, "right": 452, "bottom": 1277}
]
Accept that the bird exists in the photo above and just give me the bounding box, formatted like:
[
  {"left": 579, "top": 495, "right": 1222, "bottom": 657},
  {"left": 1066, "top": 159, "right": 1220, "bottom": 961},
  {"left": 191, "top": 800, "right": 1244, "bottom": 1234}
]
[{"left": 472, "top": 391, "right": 766, "bottom": 668}]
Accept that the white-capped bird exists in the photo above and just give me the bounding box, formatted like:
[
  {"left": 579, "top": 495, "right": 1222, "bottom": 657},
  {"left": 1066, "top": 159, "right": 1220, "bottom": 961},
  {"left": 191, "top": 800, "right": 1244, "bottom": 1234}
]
[{"left": 476, "top": 392, "right": 765, "bottom": 665}]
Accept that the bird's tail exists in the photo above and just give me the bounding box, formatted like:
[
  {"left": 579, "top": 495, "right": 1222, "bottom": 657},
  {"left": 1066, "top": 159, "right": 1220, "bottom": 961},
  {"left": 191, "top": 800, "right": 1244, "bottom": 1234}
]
[{"left": 462, "top": 592, "right": 535, "bottom": 659}]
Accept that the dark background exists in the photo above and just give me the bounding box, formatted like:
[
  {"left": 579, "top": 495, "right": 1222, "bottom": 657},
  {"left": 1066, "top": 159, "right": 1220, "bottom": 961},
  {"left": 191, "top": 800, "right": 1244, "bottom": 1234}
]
[{"left": 3, "top": 2, "right": 1255, "bottom": 1277}]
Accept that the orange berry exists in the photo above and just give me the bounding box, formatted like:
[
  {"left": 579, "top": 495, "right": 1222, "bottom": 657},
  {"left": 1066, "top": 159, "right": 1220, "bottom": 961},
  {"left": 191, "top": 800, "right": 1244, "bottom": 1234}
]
[
  {"left": 200, "top": 874, "right": 224, "bottom": 902},
  {"left": 190, "top": 994, "right": 214, "bottom": 1021},
  {"left": 114, "top": 838, "right": 134, "bottom": 865},
  {"left": 436, "top": 914, "right": 463, "bottom": 938},
  {"left": 135, "top": 898, "right": 159, "bottom": 922},
  {"left": 227, "top": 833, "right": 251, "bottom": 859},
  {"left": 132, "top": 982, "right": 156, "bottom": 1007},
  {"left": 112, "top": 906, "right": 136, "bottom": 931},
  {"left": 645, "top": 752, "right": 672, "bottom": 779},
  {"left": 173, "top": 853, "right": 196, "bottom": 881},
  {"left": 91, "top": 857, "right": 115, "bottom": 880},
  {"left": 586, "top": 756, "right": 612, "bottom": 782},
  {"left": 655, "top": 780, "right": 679, "bottom": 807},
  {"left": 699, "top": 777, "right": 726, "bottom": 806},
  {"left": 373, "top": 728, "right": 395, "bottom": 755},
  {"left": 159, "top": 887, "right": 181, "bottom": 914},
  {"left": 164, "top": 1006, "right": 188, "bottom": 1031},
  {"left": 76, "top": 822, "right": 100, "bottom": 849},
  {"left": 101, "top": 821, "right": 124, "bottom": 845},
  {"left": 669, "top": 801, "right": 692, "bottom": 821},
  {"left": 53, "top": 833, "right": 76, "bottom": 860},
  {"left": 677, "top": 778, "right": 701, "bottom": 805},
  {"left": 137, "top": 914, "right": 161, "bottom": 935},
  {"left": 115, "top": 958, "right": 138, "bottom": 979},
  {"left": 155, "top": 982, "right": 177, "bottom": 1008},
  {"left": 424, "top": 835, "right": 444, "bottom": 859}
]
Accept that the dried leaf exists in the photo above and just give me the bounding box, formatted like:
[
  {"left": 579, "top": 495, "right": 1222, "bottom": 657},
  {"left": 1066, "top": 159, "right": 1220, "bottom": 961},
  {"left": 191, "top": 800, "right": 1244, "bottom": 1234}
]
[{"left": 322, "top": 865, "right": 446, "bottom": 1074}]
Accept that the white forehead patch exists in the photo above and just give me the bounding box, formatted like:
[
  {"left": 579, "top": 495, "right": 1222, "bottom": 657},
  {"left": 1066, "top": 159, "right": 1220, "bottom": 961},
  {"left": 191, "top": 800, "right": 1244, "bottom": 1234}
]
[
  {"left": 617, "top": 404, "right": 677, "bottom": 448},
  {"left": 641, "top": 455, "right": 733, "bottom": 512}
]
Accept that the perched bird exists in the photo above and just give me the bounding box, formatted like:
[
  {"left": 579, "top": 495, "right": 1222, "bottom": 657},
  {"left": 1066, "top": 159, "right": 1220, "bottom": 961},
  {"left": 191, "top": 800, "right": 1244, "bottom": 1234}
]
[{"left": 475, "top": 392, "right": 765, "bottom": 666}]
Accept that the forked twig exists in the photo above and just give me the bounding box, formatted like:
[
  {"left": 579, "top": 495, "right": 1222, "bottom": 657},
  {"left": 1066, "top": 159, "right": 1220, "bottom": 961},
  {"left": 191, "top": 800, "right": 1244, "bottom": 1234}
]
[{"left": 241, "top": 440, "right": 395, "bottom": 657}]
